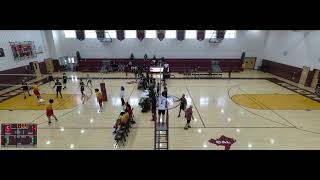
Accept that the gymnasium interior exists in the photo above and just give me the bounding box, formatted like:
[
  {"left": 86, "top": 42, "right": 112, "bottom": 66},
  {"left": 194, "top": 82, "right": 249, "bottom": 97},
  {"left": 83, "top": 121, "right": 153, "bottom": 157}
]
[{"left": 0, "top": 30, "right": 319, "bottom": 150}]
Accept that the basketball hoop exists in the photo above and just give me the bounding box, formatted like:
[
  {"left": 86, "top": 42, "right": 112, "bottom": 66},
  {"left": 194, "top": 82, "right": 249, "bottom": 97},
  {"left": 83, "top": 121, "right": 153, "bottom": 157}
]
[
  {"left": 209, "top": 38, "right": 221, "bottom": 47},
  {"left": 99, "top": 37, "right": 112, "bottom": 45}
]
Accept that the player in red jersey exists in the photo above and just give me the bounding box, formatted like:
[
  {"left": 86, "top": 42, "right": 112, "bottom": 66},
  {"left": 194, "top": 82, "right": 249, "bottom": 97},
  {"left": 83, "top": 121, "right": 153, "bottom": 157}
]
[{"left": 46, "top": 99, "right": 58, "bottom": 125}]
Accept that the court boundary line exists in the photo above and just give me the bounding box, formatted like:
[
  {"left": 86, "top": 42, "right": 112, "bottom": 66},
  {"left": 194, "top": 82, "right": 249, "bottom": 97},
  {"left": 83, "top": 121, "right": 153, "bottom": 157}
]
[
  {"left": 36, "top": 84, "right": 136, "bottom": 126},
  {"left": 38, "top": 126, "right": 296, "bottom": 130},
  {"left": 228, "top": 80, "right": 320, "bottom": 135},
  {"left": 227, "top": 85, "right": 293, "bottom": 127},
  {"left": 34, "top": 85, "right": 94, "bottom": 125},
  {"left": 237, "top": 87, "right": 297, "bottom": 127},
  {"left": 267, "top": 78, "right": 320, "bottom": 103},
  {"left": 186, "top": 87, "right": 206, "bottom": 128}
]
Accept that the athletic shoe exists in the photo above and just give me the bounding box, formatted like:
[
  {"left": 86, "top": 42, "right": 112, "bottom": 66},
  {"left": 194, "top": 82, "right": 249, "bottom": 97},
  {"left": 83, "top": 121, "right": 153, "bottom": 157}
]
[
  {"left": 48, "top": 121, "right": 52, "bottom": 125},
  {"left": 184, "top": 127, "right": 188, "bottom": 130},
  {"left": 188, "top": 125, "right": 191, "bottom": 128}
]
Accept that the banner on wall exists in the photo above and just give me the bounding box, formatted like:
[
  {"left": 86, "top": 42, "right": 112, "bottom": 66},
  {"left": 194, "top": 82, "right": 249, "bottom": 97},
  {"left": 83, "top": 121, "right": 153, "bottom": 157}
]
[{"left": 0, "top": 48, "right": 4, "bottom": 57}]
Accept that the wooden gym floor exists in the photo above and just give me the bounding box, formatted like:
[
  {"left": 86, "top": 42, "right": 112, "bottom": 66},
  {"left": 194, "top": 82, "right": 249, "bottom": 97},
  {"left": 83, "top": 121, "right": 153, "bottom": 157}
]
[{"left": 0, "top": 70, "right": 320, "bottom": 150}]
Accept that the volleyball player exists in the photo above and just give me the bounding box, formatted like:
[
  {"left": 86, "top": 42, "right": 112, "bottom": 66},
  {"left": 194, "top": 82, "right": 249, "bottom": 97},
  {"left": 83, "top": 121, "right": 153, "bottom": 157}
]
[
  {"left": 177, "top": 94, "right": 187, "bottom": 118},
  {"left": 48, "top": 73, "right": 54, "bottom": 86},
  {"left": 87, "top": 74, "right": 92, "bottom": 86},
  {"left": 158, "top": 92, "right": 168, "bottom": 125},
  {"left": 53, "top": 79, "right": 63, "bottom": 98},
  {"left": 46, "top": 99, "right": 58, "bottom": 125},
  {"left": 120, "top": 86, "right": 125, "bottom": 106},
  {"left": 32, "top": 82, "right": 41, "bottom": 103},
  {"left": 79, "top": 79, "right": 86, "bottom": 104},
  {"left": 21, "top": 79, "right": 31, "bottom": 99},
  {"left": 95, "top": 89, "right": 103, "bottom": 112},
  {"left": 62, "top": 73, "right": 67, "bottom": 89}
]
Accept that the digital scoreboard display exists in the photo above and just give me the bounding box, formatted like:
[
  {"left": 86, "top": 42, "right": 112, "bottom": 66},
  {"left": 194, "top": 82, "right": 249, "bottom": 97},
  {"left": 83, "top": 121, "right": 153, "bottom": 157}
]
[{"left": 1, "top": 123, "right": 37, "bottom": 147}]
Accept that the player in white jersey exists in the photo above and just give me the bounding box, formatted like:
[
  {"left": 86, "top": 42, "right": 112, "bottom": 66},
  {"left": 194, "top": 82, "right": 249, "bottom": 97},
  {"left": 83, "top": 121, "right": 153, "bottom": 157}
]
[{"left": 158, "top": 92, "right": 168, "bottom": 124}]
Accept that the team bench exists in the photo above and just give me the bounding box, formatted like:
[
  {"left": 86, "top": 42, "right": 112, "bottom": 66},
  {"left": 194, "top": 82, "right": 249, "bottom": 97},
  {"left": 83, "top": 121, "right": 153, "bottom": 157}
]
[{"left": 114, "top": 109, "right": 135, "bottom": 146}]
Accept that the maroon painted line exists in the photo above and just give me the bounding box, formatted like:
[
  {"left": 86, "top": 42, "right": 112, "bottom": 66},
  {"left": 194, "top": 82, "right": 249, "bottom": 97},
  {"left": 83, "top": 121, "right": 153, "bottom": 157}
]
[
  {"left": 267, "top": 78, "right": 320, "bottom": 103},
  {"left": 227, "top": 85, "right": 294, "bottom": 127},
  {"left": 237, "top": 86, "right": 297, "bottom": 128},
  {"left": 173, "top": 77, "right": 268, "bottom": 80},
  {"left": 37, "top": 126, "right": 295, "bottom": 130},
  {"left": 202, "top": 126, "right": 295, "bottom": 128}
]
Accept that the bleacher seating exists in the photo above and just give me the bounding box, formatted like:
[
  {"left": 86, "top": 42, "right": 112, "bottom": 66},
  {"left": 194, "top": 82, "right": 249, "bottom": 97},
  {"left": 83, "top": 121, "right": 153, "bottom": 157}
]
[
  {"left": 219, "top": 59, "right": 244, "bottom": 72},
  {"left": 0, "top": 65, "right": 35, "bottom": 91},
  {"left": 77, "top": 60, "right": 102, "bottom": 72},
  {"left": 77, "top": 58, "right": 244, "bottom": 73}
]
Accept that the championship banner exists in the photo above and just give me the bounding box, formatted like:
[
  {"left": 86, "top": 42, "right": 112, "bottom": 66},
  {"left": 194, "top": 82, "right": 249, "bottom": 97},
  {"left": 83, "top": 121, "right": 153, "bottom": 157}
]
[{"left": 157, "top": 30, "right": 165, "bottom": 41}]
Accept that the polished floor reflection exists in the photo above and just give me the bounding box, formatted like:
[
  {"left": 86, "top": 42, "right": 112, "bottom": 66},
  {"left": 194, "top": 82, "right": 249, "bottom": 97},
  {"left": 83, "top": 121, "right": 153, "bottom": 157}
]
[{"left": 1, "top": 70, "right": 320, "bottom": 150}]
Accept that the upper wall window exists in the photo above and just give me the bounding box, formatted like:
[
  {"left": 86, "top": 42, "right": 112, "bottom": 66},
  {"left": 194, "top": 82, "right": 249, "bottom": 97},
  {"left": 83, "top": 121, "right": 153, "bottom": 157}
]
[
  {"left": 145, "top": 30, "right": 157, "bottom": 38},
  {"left": 64, "top": 30, "right": 76, "bottom": 38},
  {"left": 165, "top": 30, "right": 176, "bottom": 38},
  {"left": 105, "top": 30, "right": 117, "bottom": 38},
  {"left": 225, "top": 30, "right": 236, "bottom": 38},
  {"left": 205, "top": 30, "right": 216, "bottom": 39},
  {"left": 85, "top": 30, "right": 97, "bottom": 38},
  {"left": 185, "top": 30, "right": 197, "bottom": 39},
  {"left": 205, "top": 30, "right": 237, "bottom": 39},
  {"left": 125, "top": 30, "right": 137, "bottom": 38}
]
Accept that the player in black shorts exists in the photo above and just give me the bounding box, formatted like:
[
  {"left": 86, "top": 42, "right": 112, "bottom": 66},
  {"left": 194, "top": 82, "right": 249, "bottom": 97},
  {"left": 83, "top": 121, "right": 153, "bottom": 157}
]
[
  {"left": 21, "top": 79, "right": 31, "bottom": 99},
  {"left": 156, "top": 82, "right": 160, "bottom": 96},
  {"left": 177, "top": 94, "right": 187, "bottom": 118},
  {"left": 79, "top": 79, "right": 86, "bottom": 103},
  {"left": 62, "top": 73, "right": 67, "bottom": 89},
  {"left": 48, "top": 73, "right": 54, "bottom": 86},
  {"left": 53, "top": 79, "right": 63, "bottom": 98},
  {"left": 151, "top": 94, "right": 157, "bottom": 121},
  {"left": 163, "top": 86, "right": 168, "bottom": 98}
]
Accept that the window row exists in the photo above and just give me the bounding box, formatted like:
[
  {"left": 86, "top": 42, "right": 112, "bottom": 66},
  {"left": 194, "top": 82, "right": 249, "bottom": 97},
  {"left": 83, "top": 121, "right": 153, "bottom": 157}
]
[{"left": 64, "top": 30, "right": 236, "bottom": 39}]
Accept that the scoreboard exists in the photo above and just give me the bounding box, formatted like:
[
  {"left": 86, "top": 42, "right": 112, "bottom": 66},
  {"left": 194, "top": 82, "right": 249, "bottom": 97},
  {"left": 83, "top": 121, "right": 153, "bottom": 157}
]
[{"left": 1, "top": 123, "right": 37, "bottom": 147}]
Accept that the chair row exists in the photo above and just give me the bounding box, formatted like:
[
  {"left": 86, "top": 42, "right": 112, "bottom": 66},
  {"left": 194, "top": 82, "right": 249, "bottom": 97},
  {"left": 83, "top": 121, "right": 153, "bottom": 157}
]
[{"left": 113, "top": 111, "right": 135, "bottom": 146}]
